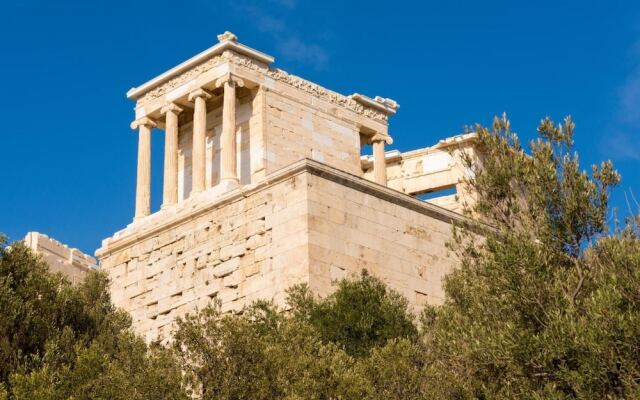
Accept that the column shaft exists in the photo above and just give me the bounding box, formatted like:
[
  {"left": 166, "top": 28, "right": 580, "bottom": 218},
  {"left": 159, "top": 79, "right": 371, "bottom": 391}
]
[
  {"left": 372, "top": 139, "right": 387, "bottom": 186},
  {"left": 191, "top": 94, "right": 208, "bottom": 193},
  {"left": 220, "top": 80, "right": 238, "bottom": 183},
  {"left": 135, "top": 123, "right": 152, "bottom": 219},
  {"left": 162, "top": 105, "right": 182, "bottom": 207}
]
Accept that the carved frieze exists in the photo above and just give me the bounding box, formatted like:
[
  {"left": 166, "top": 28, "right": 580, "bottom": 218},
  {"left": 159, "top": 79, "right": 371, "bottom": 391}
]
[
  {"left": 138, "top": 50, "right": 389, "bottom": 123},
  {"left": 139, "top": 56, "right": 224, "bottom": 103}
]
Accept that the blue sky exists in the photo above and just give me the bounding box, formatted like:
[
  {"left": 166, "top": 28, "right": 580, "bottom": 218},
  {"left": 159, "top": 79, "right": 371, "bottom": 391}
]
[{"left": 1, "top": 0, "right": 639, "bottom": 254}]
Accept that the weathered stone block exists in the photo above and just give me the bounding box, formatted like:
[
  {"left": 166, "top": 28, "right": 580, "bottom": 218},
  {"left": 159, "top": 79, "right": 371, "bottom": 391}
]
[
  {"left": 213, "top": 257, "right": 240, "bottom": 278},
  {"left": 219, "top": 243, "right": 246, "bottom": 261}
]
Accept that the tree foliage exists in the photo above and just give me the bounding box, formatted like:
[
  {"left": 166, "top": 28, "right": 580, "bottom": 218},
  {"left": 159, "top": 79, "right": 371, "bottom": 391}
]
[
  {"left": 2, "top": 115, "right": 639, "bottom": 399},
  {"left": 287, "top": 270, "right": 418, "bottom": 357},
  {"left": 421, "top": 115, "right": 640, "bottom": 398},
  {"left": 173, "top": 272, "right": 426, "bottom": 399},
  {"left": 172, "top": 115, "right": 639, "bottom": 399},
  {"left": 0, "top": 238, "right": 186, "bottom": 399}
]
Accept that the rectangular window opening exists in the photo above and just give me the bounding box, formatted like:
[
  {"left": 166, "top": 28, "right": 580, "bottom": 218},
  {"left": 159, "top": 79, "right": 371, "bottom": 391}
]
[{"left": 416, "top": 186, "right": 457, "bottom": 201}]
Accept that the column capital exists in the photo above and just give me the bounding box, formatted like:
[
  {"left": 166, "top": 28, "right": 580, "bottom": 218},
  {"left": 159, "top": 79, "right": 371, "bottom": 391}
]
[
  {"left": 187, "top": 88, "right": 213, "bottom": 102},
  {"left": 215, "top": 73, "right": 245, "bottom": 89},
  {"left": 370, "top": 132, "right": 393, "bottom": 145},
  {"left": 160, "top": 103, "right": 184, "bottom": 115},
  {"left": 372, "top": 136, "right": 388, "bottom": 186},
  {"left": 130, "top": 117, "right": 157, "bottom": 130}
]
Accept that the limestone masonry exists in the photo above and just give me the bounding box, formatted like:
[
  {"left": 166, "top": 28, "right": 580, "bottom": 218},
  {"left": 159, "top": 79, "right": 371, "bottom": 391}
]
[
  {"left": 24, "top": 232, "right": 97, "bottom": 284},
  {"left": 38, "top": 32, "right": 480, "bottom": 342}
]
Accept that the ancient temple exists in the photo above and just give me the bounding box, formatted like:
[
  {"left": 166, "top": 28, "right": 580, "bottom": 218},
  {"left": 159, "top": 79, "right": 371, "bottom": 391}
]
[{"left": 95, "top": 32, "right": 478, "bottom": 342}]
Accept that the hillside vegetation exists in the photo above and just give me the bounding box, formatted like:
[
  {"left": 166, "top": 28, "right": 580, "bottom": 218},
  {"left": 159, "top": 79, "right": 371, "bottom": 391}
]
[{"left": 2, "top": 116, "right": 639, "bottom": 399}]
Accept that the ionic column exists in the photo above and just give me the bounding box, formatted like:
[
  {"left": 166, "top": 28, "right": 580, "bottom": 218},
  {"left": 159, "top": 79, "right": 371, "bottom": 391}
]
[
  {"left": 371, "top": 133, "right": 391, "bottom": 186},
  {"left": 131, "top": 117, "right": 156, "bottom": 220},
  {"left": 161, "top": 103, "right": 183, "bottom": 208},
  {"left": 215, "top": 74, "right": 244, "bottom": 187},
  {"left": 188, "top": 88, "right": 212, "bottom": 194}
]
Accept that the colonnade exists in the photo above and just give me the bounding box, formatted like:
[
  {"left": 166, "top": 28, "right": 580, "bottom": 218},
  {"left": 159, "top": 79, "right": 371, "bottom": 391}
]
[{"left": 131, "top": 74, "right": 389, "bottom": 221}]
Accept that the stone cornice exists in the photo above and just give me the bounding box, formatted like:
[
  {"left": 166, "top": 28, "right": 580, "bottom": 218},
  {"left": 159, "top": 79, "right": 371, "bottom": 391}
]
[
  {"left": 95, "top": 159, "right": 471, "bottom": 259},
  {"left": 360, "top": 150, "right": 403, "bottom": 169},
  {"left": 350, "top": 93, "right": 399, "bottom": 116},
  {"left": 135, "top": 55, "right": 225, "bottom": 104},
  {"left": 130, "top": 48, "right": 392, "bottom": 123},
  {"left": 127, "top": 34, "right": 274, "bottom": 101},
  {"left": 230, "top": 52, "right": 391, "bottom": 123},
  {"left": 433, "top": 132, "right": 478, "bottom": 149}
]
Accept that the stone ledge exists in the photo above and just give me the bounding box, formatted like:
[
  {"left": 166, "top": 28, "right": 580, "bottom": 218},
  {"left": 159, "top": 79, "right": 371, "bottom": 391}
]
[
  {"left": 127, "top": 34, "right": 274, "bottom": 101},
  {"left": 96, "top": 158, "right": 471, "bottom": 259}
]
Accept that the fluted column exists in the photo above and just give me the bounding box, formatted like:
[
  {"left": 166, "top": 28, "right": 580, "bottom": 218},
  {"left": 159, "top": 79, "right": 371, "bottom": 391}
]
[
  {"left": 131, "top": 117, "right": 156, "bottom": 220},
  {"left": 188, "top": 89, "right": 212, "bottom": 194},
  {"left": 216, "top": 74, "right": 244, "bottom": 187},
  {"left": 371, "top": 133, "right": 390, "bottom": 186},
  {"left": 161, "top": 103, "right": 183, "bottom": 208}
]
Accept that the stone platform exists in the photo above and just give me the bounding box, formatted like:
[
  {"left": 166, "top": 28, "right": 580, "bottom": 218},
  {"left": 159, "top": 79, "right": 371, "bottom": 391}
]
[{"left": 96, "top": 159, "right": 464, "bottom": 342}]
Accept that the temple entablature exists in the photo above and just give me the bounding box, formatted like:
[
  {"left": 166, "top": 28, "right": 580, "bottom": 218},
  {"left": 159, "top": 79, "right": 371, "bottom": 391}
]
[
  {"left": 126, "top": 32, "right": 392, "bottom": 132},
  {"left": 127, "top": 31, "right": 271, "bottom": 113}
]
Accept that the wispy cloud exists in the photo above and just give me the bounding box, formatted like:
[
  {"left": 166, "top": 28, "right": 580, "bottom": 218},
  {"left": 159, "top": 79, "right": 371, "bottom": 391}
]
[
  {"left": 225, "top": 0, "right": 328, "bottom": 69},
  {"left": 255, "top": 14, "right": 286, "bottom": 35},
  {"left": 278, "top": 37, "right": 328, "bottom": 66},
  {"left": 269, "top": 0, "right": 296, "bottom": 9},
  {"left": 607, "top": 39, "right": 640, "bottom": 160},
  {"left": 608, "top": 131, "right": 640, "bottom": 161}
]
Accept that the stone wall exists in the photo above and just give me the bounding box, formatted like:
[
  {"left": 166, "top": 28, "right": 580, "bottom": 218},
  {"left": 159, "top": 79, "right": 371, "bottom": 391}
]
[
  {"left": 262, "top": 85, "right": 363, "bottom": 177},
  {"left": 98, "top": 166, "right": 312, "bottom": 342},
  {"left": 24, "top": 232, "right": 96, "bottom": 284},
  {"left": 97, "top": 160, "right": 466, "bottom": 342},
  {"left": 306, "top": 173, "right": 457, "bottom": 309}
]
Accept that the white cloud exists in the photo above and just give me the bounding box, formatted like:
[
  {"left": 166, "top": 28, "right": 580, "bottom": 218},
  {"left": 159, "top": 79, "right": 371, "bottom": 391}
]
[
  {"left": 278, "top": 37, "right": 328, "bottom": 67},
  {"left": 269, "top": 0, "right": 296, "bottom": 9},
  {"left": 223, "top": 0, "right": 328, "bottom": 69},
  {"left": 255, "top": 14, "right": 286, "bottom": 34},
  {"left": 617, "top": 71, "right": 640, "bottom": 126},
  {"left": 608, "top": 131, "right": 640, "bottom": 161},
  {"left": 606, "top": 39, "right": 640, "bottom": 160}
]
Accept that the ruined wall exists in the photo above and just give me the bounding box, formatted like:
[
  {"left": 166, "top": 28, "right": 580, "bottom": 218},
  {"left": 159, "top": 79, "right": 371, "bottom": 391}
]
[
  {"left": 305, "top": 171, "right": 458, "bottom": 310},
  {"left": 262, "top": 83, "right": 363, "bottom": 177},
  {"left": 24, "top": 232, "right": 96, "bottom": 284},
  {"left": 362, "top": 134, "right": 478, "bottom": 214}
]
